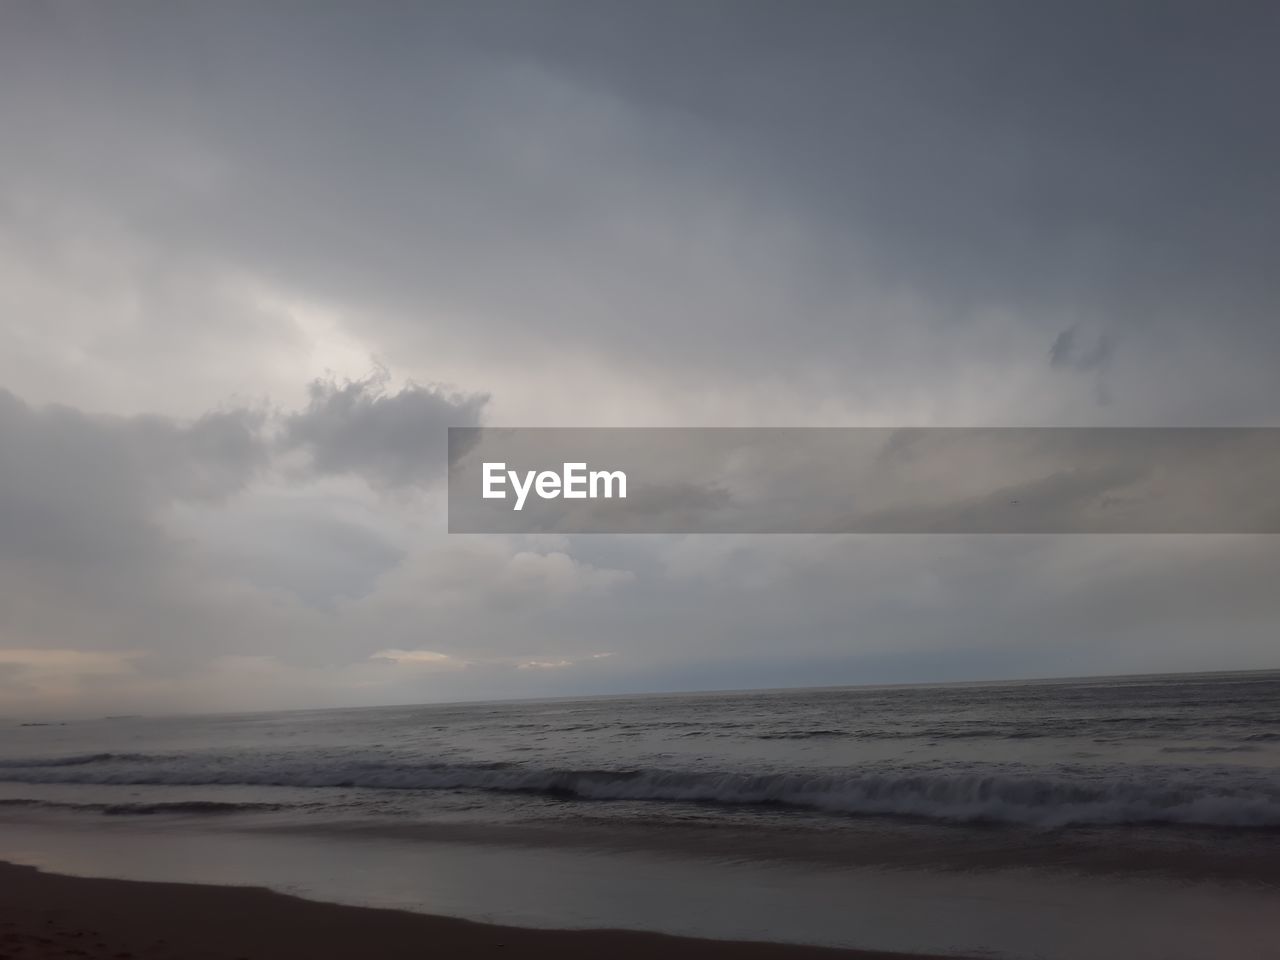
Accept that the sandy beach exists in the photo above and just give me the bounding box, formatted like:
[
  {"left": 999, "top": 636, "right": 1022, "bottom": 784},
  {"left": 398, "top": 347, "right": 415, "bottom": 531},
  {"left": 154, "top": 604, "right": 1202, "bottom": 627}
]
[{"left": 0, "top": 861, "right": 964, "bottom": 960}]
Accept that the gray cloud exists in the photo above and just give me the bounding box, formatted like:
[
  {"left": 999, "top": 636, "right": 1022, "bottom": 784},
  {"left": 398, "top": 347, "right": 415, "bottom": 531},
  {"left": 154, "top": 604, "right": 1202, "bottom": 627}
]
[
  {"left": 0, "top": 2, "right": 1278, "bottom": 712},
  {"left": 1049, "top": 325, "right": 1115, "bottom": 403},
  {"left": 0, "top": 387, "right": 275, "bottom": 694},
  {"left": 4, "top": 2, "right": 1278, "bottom": 423},
  {"left": 280, "top": 372, "right": 487, "bottom": 487},
  {"left": 0, "top": 388, "right": 264, "bottom": 566},
  {"left": 2, "top": 374, "right": 1279, "bottom": 714}
]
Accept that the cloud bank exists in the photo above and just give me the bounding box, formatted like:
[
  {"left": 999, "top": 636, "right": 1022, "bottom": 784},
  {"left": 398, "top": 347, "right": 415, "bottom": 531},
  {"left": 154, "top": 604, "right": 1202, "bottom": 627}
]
[{"left": 0, "top": 2, "right": 1278, "bottom": 714}]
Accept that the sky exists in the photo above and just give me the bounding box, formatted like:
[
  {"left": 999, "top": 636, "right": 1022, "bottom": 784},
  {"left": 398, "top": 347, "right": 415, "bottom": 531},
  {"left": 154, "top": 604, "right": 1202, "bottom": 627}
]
[{"left": 1, "top": 0, "right": 1278, "bottom": 716}]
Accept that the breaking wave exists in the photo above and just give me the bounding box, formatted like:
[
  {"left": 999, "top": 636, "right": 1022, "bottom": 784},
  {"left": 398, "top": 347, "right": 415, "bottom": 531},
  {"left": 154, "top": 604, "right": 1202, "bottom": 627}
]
[
  {"left": 0, "top": 798, "right": 286, "bottom": 816},
  {"left": 2, "top": 752, "right": 1278, "bottom": 829}
]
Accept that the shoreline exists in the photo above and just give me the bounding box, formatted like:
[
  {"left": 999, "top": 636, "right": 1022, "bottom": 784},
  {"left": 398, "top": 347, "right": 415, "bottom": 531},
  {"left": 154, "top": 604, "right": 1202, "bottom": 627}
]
[{"left": 0, "top": 860, "right": 963, "bottom": 960}]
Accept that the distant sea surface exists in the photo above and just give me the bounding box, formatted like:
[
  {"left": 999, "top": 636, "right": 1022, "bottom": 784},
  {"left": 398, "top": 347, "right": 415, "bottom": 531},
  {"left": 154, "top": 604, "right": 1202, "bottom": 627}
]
[{"left": 3, "top": 671, "right": 1280, "bottom": 958}]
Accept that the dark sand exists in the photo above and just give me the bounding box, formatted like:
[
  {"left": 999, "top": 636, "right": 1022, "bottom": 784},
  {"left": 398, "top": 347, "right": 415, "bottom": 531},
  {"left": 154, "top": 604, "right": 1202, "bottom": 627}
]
[{"left": 0, "top": 861, "right": 962, "bottom": 960}]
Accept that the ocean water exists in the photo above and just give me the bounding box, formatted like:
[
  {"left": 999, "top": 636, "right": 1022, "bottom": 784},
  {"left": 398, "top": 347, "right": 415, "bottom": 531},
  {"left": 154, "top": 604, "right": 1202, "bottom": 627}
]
[{"left": 3, "top": 671, "right": 1280, "bottom": 958}]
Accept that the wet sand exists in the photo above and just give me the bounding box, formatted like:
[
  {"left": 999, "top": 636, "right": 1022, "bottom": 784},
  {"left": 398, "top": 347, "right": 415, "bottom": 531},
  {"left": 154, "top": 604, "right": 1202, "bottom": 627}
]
[{"left": 0, "top": 860, "right": 962, "bottom": 960}]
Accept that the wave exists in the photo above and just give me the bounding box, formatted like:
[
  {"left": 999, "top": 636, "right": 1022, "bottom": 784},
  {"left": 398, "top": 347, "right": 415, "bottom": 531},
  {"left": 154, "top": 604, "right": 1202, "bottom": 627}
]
[
  {"left": 1159, "top": 745, "right": 1262, "bottom": 754},
  {"left": 2, "top": 752, "right": 1279, "bottom": 829},
  {"left": 0, "top": 798, "right": 286, "bottom": 816},
  {"left": 0, "top": 752, "right": 154, "bottom": 769},
  {"left": 755, "top": 729, "right": 847, "bottom": 740}
]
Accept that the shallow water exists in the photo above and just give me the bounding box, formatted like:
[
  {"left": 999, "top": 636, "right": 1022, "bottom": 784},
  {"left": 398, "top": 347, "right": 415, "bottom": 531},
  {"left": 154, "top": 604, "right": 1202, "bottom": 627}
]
[{"left": 2, "top": 817, "right": 1278, "bottom": 960}]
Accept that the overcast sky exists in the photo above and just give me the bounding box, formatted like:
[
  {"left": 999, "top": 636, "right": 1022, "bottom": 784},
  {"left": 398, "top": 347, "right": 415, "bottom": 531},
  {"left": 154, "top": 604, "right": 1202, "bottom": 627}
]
[{"left": 2, "top": 0, "right": 1278, "bottom": 716}]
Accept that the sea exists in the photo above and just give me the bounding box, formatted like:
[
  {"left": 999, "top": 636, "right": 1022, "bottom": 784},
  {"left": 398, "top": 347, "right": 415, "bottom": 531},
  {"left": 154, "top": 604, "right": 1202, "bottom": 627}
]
[{"left": 3, "top": 670, "right": 1279, "bottom": 959}]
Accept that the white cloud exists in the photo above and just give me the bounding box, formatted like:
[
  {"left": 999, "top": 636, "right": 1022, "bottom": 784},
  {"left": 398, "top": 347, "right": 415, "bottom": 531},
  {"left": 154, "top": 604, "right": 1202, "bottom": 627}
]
[{"left": 370, "top": 649, "right": 465, "bottom": 668}]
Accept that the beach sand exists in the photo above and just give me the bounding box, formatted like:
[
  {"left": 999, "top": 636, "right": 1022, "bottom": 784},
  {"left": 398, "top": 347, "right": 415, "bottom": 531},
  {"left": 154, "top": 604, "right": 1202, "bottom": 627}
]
[{"left": 0, "top": 861, "right": 960, "bottom": 960}]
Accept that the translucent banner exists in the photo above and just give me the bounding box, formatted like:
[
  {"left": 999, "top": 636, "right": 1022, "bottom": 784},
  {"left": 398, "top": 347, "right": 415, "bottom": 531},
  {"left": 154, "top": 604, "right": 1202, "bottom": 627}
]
[{"left": 448, "top": 428, "right": 1280, "bottom": 534}]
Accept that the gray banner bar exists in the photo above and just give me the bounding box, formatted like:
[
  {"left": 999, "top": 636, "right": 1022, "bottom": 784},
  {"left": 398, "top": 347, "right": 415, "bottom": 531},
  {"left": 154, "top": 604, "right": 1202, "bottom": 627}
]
[{"left": 448, "top": 428, "right": 1280, "bottom": 534}]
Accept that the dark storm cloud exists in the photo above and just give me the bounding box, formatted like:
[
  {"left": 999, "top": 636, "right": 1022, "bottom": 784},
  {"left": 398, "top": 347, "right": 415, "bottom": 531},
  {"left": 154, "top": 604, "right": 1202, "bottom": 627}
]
[
  {"left": 513, "top": 1, "right": 1280, "bottom": 322},
  {"left": 281, "top": 373, "right": 487, "bottom": 487},
  {"left": 2, "top": 2, "right": 1279, "bottom": 711},
  {"left": 4, "top": 1, "right": 1277, "bottom": 417}
]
